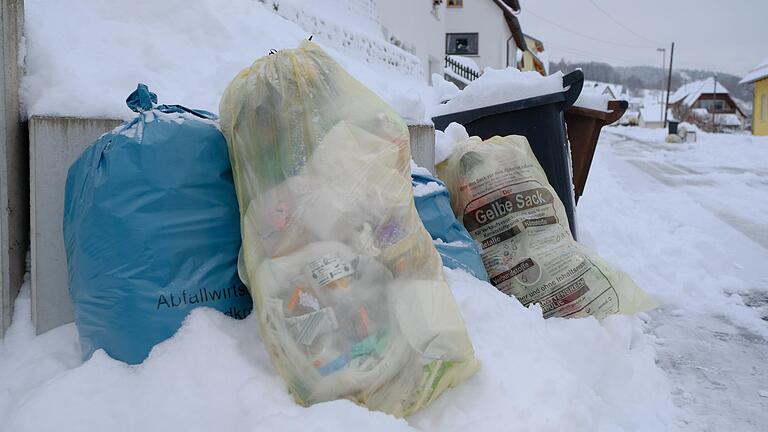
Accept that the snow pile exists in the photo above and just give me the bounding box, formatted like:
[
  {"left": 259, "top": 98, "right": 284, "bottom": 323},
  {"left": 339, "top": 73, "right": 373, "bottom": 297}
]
[
  {"left": 431, "top": 68, "right": 564, "bottom": 117},
  {"left": 431, "top": 74, "right": 461, "bottom": 103},
  {"left": 0, "top": 268, "right": 674, "bottom": 431},
  {"left": 22, "top": 0, "right": 428, "bottom": 120},
  {"left": 434, "top": 122, "right": 470, "bottom": 165},
  {"left": 412, "top": 181, "right": 445, "bottom": 197},
  {"left": 410, "top": 160, "right": 433, "bottom": 177}
]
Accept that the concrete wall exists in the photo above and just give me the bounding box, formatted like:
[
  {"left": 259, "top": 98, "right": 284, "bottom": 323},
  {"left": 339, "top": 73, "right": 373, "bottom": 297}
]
[
  {"left": 27, "top": 118, "right": 432, "bottom": 334},
  {"left": 1, "top": 0, "right": 27, "bottom": 338},
  {"left": 408, "top": 123, "right": 435, "bottom": 173},
  {"left": 29, "top": 116, "right": 122, "bottom": 334}
]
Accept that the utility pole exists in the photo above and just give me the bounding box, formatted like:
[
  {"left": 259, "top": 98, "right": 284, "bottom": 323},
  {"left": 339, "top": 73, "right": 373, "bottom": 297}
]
[
  {"left": 657, "top": 47, "right": 666, "bottom": 121},
  {"left": 663, "top": 42, "right": 675, "bottom": 128},
  {"left": 712, "top": 74, "right": 718, "bottom": 132}
]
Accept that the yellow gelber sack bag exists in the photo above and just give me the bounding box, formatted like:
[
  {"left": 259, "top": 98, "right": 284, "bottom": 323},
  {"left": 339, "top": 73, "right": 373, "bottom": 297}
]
[
  {"left": 437, "top": 135, "right": 656, "bottom": 319},
  {"left": 219, "top": 42, "right": 479, "bottom": 417}
]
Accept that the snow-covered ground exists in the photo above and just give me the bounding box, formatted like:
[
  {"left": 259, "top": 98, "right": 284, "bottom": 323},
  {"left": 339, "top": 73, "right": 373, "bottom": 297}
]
[
  {"left": 7, "top": 0, "right": 767, "bottom": 430},
  {"left": 2, "top": 126, "right": 766, "bottom": 431},
  {"left": 578, "top": 127, "right": 768, "bottom": 431}
]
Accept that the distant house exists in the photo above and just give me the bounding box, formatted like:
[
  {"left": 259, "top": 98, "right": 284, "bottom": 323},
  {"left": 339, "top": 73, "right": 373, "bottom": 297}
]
[
  {"left": 668, "top": 78, "right": 745, "bottom": 130},
  {"left": 583, "top": 81, "right": 622, "bottom": 99},
  {"left": 739, "top": 57, "right": 768, "bottom": 136},
  {"left": 639, "top": 104, "right": 672, "bottom": 129},
  {"left": 378, "top": 0, "right": 546, "bottom": 83}
]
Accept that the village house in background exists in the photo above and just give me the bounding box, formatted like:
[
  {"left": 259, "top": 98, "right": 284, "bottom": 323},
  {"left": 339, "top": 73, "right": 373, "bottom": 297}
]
[
  {"left": 668, "top": 77, "right": 746, "bottom": 132},
  {"left": 739, "top": 57, "right": 768, "bottom": 136},
  {"left": 378, "top": 0, "right": 547, "bottom": 87}
]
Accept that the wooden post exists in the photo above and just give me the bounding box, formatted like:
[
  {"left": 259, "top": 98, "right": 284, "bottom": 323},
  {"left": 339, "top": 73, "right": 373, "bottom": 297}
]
[{"left": 1, "top": 0, "right": 28, "bottom": 338}]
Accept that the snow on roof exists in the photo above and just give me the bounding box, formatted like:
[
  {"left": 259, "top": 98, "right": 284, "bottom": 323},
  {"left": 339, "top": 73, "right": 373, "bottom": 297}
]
[
  {"left": 715, "top": 113, "right": 743, "bottom": 127},
  {"left": 669, "top": 78, "right": 731, "bottom": 106},
  {"left": 639, "top": 105, "right": 671, "bottom": 123},
  {"left": 691, "top": 110, "right": 743, "bottom": 127},
  {"left": 582, "top": 80, "right": 624, "bottom": 98},
  {"left": 739, "top": 57, "right": 768, "bottom": 84}
]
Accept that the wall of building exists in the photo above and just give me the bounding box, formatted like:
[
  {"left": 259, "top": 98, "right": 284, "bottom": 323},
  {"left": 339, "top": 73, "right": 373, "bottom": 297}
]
[
  {"left": 443, "top": 0, "right": 510, "bottom": 70},
  {"left": 29, "top": 116, "right": 124, "bottom": 334},
  {"left": 1, "top": 0, "right": 27, "bottom": 338},
  {"left": 753, "top": 79, "right": 768, "bottom": 136},
  {"left": 378, "top": 0, "right": 511, "bottom": 80},
  {"left": 377, "top": 1, "right": 446, "bottom": 81}
]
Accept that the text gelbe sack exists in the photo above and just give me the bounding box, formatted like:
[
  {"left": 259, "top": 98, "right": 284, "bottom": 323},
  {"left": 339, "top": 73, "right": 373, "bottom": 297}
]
[
  {"left": 219, "top": 42, "right": 478, "bottom": 417},
  {"left": 412, "top": 171, "right": 489, "bottom": 281},
  {"left": 64, "top": 84, "right": 252, "bottom": 365},
  {"left": 437, "top": 135, "right": 655, "bottom": 319}
]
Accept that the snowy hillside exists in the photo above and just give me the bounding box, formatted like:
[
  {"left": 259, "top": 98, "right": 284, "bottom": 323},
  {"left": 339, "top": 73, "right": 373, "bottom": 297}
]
[{"left": 21, "top": 0, "right": 433, "bottom": 121}]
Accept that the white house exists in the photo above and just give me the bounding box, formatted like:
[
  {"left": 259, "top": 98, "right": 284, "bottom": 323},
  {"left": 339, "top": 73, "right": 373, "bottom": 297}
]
[
  {"left": 639, "top": 104, "right": 672, "bottom": 129},
  {"left": 378, "top": 0, "right": 545, "bottom": 82}
]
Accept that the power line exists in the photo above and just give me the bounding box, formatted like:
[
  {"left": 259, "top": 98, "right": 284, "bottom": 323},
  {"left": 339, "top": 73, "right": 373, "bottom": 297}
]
[
  {"left": 524, "top": 7, "right": 656, "bottom": 50},
  {"left": 586, "top": 0, "right": 663, "bottom": 45}
]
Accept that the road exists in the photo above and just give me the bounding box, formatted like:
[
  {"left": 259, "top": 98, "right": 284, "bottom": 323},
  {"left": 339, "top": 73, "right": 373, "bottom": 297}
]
[{"left": 578, "top": 129, "right": 768, "bottom": 431}]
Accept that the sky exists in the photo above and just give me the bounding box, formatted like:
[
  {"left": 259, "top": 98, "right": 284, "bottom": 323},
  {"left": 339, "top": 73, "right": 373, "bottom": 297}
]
[{"left": 516, "top": 0, "right": 766, "bottom": 77}]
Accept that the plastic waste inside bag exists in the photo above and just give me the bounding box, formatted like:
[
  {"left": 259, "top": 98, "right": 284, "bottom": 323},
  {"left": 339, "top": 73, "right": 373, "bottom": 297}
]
[
  {"left": 63, "top": 84, "right": 252, "bottom": 365},
  {"left": 219, "top": 42, "right": 479, "bottom": 417},
  {"left": 437, "top": 135, "right": 655, "bottom": 319},
  {"left": 412, "top": 172, "right": 489, "bottom": 281}
]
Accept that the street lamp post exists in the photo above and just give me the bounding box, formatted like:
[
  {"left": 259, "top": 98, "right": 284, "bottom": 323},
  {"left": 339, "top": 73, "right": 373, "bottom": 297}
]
[{"left": 657, "top": 47, "right": 666, "bottom": 123}]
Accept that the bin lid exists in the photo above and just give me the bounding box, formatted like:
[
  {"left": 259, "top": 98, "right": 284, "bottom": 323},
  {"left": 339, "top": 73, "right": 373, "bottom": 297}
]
[{"left": 432, "top": 70, "right": 583, "bottom": 131}]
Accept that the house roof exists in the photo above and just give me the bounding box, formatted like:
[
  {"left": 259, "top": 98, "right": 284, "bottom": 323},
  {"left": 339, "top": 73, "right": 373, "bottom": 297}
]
[
  {"left": 740, "top": 57, "right": 768, "bottom": 84},
  {"left": 669, "top": 77, "right": 730, "bottom": 106}
]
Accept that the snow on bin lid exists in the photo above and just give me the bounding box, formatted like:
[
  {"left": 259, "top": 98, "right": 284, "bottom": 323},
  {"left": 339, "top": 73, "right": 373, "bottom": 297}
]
[
  {"left": 430, "top": 68, "right": 564, "bottom": 117},
  {"left": 573, "top": 88, "right": 610, "bottom": 112}
]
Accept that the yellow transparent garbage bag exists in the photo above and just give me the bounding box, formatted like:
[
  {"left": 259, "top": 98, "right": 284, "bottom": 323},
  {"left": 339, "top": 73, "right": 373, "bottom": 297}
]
[
  {"left": 437, "top": 135, "right": 656, "bottom": 319},
  {"left": 219, "top": 42, "right": 479, "bottom": 417}
]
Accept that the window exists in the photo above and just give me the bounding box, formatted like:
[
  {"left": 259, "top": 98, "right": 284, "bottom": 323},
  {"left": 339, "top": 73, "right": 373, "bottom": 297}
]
[
  {"left": 698, "top": 98, "right": 725, "bottom": 112},
  {"left": 762, "top": 94, "right": 767, "bottom": 123},
  {"left": 446, "top": 33, "right": 478, "bottom": 55},
  {"left": 714, "top": 100, "right": 725, "bottom": 111},
  {"left": 447, "top": 0, "right": 463, "bottom": 7}
]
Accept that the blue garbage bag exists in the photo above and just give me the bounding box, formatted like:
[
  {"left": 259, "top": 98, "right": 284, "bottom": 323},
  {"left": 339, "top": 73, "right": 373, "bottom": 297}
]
[
  {"left": 63, "top": 84, "right": 252, "bottom": 364},
  {"left": 412, "top": 172, "right": 488, "bottom": 281}
]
